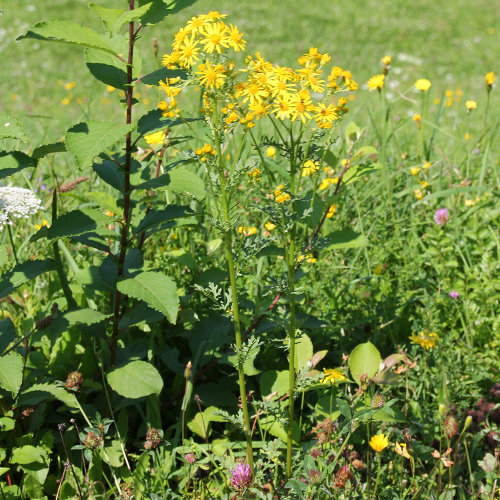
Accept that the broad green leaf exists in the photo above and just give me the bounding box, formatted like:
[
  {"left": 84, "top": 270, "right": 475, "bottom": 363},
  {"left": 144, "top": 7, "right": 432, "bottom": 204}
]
[
  {"left": 187, "top": 406, "right": 224, "bottom": 438},
  {"left": 0, "top": 115, "right": 28, "bottom": 142},
  {"left": 103, "top": 440, "right": 124, "bottom": 467},
  {"left": 0, "top": 417, "right": 15, "bottom": 432},
  {"left": 295, "top": 333, "right": 313, "bottom": 372},
  {"left": 32, "top": 209, "right": 110, "bottom": 241},
  {"left": 0, "top": 353, "right": 23, "bottom": 395},
  {"left": 259, "top": 370, "right": 289, "bottom": 398},
  {"left": 87, "top": 191, "right": 119, "bottom": 214},
  {"left": 17, "top": 20, "right": 116, "bottom": 54},
  {"left": 0, "top": 151, "right": 37, "bottom": 179},
  {"left": 117, "top": 271, "right": 179, "bottom": 324},
  {"left": 11, "top": 446, "right": 48, "bottom": 465},
  {"left": 85, "top": 48, "right": 128, "bottom": 89},
  {"left": 137, "top": 108, "right": 197, "bottom": 135},
  {"left": 315, "top": 395, "right": 342, "bottom": 420},
  {"left": 20, "top": 383, "right": 79, "bottom": 408},
  {"left": 89, "top": 3, "right": 125, "bottom": 31},
  {"left": 345, "top": 121, "right": 362, "bottom": 146},
  {"left": 134, "top": 206, "right": 194, "bottom": 236},
  {"left": 107, "top": 360, "right": 163, "bottom": 398},
  {"left": 138, "top": 67, "right": 188, "bottom": 85},
  {"left": 32, "top": 142, "right": 66, "bottom": 160},
  {"left": 351, "top": 145, "right": 378, "bottom": 159},
  {"left": 227, "top": 341, "right": 260, "bottom": 376},
  {"left": 260, "top": 415, "right": 300, "bottom": 444},
  {"left": 137, "top": 168, "right": 205, "bottom": 200},
  {"left": 0, "top": 318, "right": 15, "bottom": 355},
  {"left": 0, "top": 259, "right": 57, "bottom": 299},
  {"left": 322, "top": 229, "right": 368, "bottom": 250},
  {"left": 348, "top": 341, "right": 381, "bottom": 386},
  {"left": 113, "top": 3, "right": 153, "bottom": 31},
  {"left": 64, "top": 309, "right": 109, "bottom": 325},
  {"left": 65, "top": 121, "right": 135, "bottom": 168},
  {"left": 93, "top": 158, "right": 124, "bottom": 192}
]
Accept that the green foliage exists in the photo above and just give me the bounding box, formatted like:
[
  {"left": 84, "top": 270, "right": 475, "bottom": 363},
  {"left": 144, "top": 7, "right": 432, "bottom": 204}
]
[{"left": 107, "top": 360, "right": 163, "bottom": 398}]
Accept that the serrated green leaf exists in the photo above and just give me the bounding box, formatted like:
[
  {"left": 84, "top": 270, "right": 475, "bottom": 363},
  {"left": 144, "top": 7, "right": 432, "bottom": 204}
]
[
  {"left": 107, "top": 360, "right": 163, "bottom": 398},
  {"left": 0, "top": 115, "right": 28, "bottom": 142},
  {"left": 0, "top": 318, "right": 15, "bottom": 355},
  {"left": 32, "top": 142, "right": 66, "bottom": 160},
  {"left": 65, "top": 121, "right": 135, "bottom": 168},
  {"left": 322, "top": 229, "right": 368, "bottom": 250},
  {"left": 88, "top": 3, "right": 126, "bottom": 31},
  {"left": 0, "top": 353, "right": 23, "bottom": 395},
  {"left": 17, "top": 20, "right": 116, "bottom": 54},
  {"left": 0, "top": 259, "right": 57, "bottom": 299},
  {"left": 64, "top": 309, "right": 109, "bottom": 325},
  {"left": 134, "top": 206, "right": 194, "bottom": 236},
  {"left": 349, "top": 341, "right": 381, "bottom": 386},
  {"left": 137, "top": 108, "right": 197, "bottom": 135},
  {"left": 114, "top": 3, "right": 153, "bottom": 31},
  {"left": 137, "top": 168, "right": 205, "bottom": 200},
  {"left": 138, "top": 67, "right": 188, "bottom": 85},
  {"left": 93, "top": 158, "right": 124, "bottom": 191},
  {"left": 0, "top": 151, "right": 37, "bottom": 179},
  {"left": 32, "top": 209, "right": 110, "bottom": 241},
  {"left": 85, "top": 47, "right": 128, "bottom": 89},
  {"left": 19, "top": 383, "right": 79, "bottom": 408},
  {"left": 117, "top": 271, "right": 179, "bottom": 324}
]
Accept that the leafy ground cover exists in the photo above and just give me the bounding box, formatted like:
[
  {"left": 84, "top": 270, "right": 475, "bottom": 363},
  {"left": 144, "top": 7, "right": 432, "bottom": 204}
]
[{"left": 0, "top": 1, "right": 499, "bottom": 499}]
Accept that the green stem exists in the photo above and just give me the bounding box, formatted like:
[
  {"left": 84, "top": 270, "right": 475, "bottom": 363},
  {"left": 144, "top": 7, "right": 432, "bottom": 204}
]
[
  {"left": 6, "top": 226, "right": 18, "bottom": 265},
  {"left": 213, "top": 102, "right": 254, "bottom": 471}
]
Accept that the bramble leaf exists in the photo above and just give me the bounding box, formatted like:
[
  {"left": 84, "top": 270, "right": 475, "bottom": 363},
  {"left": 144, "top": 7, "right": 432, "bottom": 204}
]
[
  {"left": 0, "top": 115, "right": 28, "bottom": 142},
  {"left": 0, "top": 353, "right": 23, "bottom": 395},
  {"left": 0, "top": 260, "right": 57, "bottom": 299},
  {"left": 0, "top": 151, "right": 37, "bottom": 179},
  {"left": 107, "top": 360, "right": 163, "bottom": 398}
]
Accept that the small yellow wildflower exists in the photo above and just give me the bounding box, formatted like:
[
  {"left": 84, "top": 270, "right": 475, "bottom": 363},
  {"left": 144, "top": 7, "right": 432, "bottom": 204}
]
[
  {"left": 465, "top": 198, "right": 479, "bottom": 207},
  {"left": 415, "top": 78, "right": 432, "bottom": 92},
  {"left": 106, "top": 85, "right": 116, "bottom": 92},
  {"left": 465, "top": 100, "right": 477, "bottom": 111},
  {"left": 104, "top": 210, "right": 114, "bottom": 217},
  {"left": 382, "top": 55, "right": 392, "bottom": 66},
  {"left": 273, "top": 185, "right": 290, "bottom": 203},
  {"left": 266, "top": 146, "right": 276, "bottom": 158},
  {"left": 35, "top": 219, "right": 50, "bottom": 230},
  {"left": 423, "top": 162, "right": 432, "bottom": 169},
  {"left": 410, "top": 331, "right": 438, "bottom": 350},
  {"left": 196, "top": 62, "right": 226, "bottom": 89},
  {"left": 144, "top": 131, "right": 167, "bottom": 145},
  {"left": 247, "top": 167, "right": 262, "bottom": 182},
  {"left": 419, "top": 180, "right": 428, "bottom": 188},
  {"left": 414, "top": 189, "right": 424, "bottom": 200},
  {"left": 464, "top": 132, "right": 471, "bottom": 140},
  {"left": 367, "top": 74, "right": 385, "bottom": 91},
  {"left": 485, "top": 71, "right": 495, "bottom": 87},
  {"left": 320, "top": 368, "right": 346, "bottom": 384},
  {"left": 302, "top": 159, "right": 320, "bottom": 177},
  {"left": 237, "top": 226, "right": 257, "bottom": 237},
  {"left": 319, "top": 177, "right": 339, "bottom": 190},
  {"left": 326, "top": 204, "right": 337, "bottom": 218},
  {"left": 369, "top": 434, "right": 389, "bottom": 452},
  {"left": 61, "top": 97, "right": 71, "bottom": 106},
  {"left": 64, "top": 81, "right": 76, "bottom": 90},
  {"left": 395, "top": 442, "right": 411, "bottom": 459},
  {"left": 264, "top": 221, "right": 276, "bottom": 231},
  {"left": 409, "top": 167, "right": 420, "bottom": 176},
  {"left": 199, "top": 22, "right": 230, "bottom": 54},
  {"left": 413, "top": 114, "right": 422, "bottom": 124},
  {"left": 297, "top": 253, "right": 317, "bottom": 264}
]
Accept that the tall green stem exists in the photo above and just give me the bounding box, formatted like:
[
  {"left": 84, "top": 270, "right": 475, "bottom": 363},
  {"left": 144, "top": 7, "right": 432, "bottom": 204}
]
[
  {"left": 212, "top": 103, "right": 254, "bottom": 470},
  {"left": 286, "top": 127, "right": 297, "bottom": 478}
]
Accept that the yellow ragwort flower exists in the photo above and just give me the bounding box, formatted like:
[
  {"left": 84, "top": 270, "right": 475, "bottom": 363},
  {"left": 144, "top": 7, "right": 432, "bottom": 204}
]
[
  {"left": 302, "top": 159, "right": 320, "bottom": 177},
  {"left": 369, "top": 434, "right": 389, "bottom": 452},
  {"left": 415, "top": 79, "right": 432, "bottom": 92},
  {"left": 367, "top": 74, "right": 385, "bottom": 91},
  {"left": 196, "top": 62, "right": 226, "bottom": 89},
  {"left": 410, "top": 331, "right": 438, "bottom": 350},
  {"left": 199, "top": 22, "right": 230, "bottom": 54},
  {"left": 321, "top": 368, "right": 346, "bottom": 384}
]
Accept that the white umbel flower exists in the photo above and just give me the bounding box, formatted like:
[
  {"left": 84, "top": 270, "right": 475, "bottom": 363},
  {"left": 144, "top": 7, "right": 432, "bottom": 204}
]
[{"left": 0, "top": 185, "right": 42, "bottom": 230}]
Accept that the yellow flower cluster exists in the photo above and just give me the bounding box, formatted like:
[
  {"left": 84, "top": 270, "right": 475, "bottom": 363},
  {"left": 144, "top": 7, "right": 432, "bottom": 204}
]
[
  {"left": 247, "top": 167, "right": 262, "bottom": 182},
  {"left": 236, "top": 49, "right": 355, "bottom": 128},
  {"left": 319, "top": 177, "right": 339, "bottom": 190},
  {"left": 237, "top": 226, "right": 257, "bottom": 236},
  {"left": 195, "top": 143, "right": 216, "bottom": 162},
  {"left": 273, "top": 185, "right": 291, "bottom": 203},
  {"left": 410, "top": 331, "right": 438, "bottom": 350},
  {"left": 326, "top": 204, "right": 337, "bottom": 218},
  {"left": 302, "top": 159, "right": 320, "bottom": 177},
  {"left": 298, "top": 253, "right": 317, "bottom": 264}
]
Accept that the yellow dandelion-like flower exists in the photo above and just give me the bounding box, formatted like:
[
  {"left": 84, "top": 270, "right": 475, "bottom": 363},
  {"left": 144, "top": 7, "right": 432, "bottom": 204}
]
[
  {"left": 326, "top": 204, "right": 337, "bottom": 219},
  {"left": 320, "top": 368, "right": 345, "bottom": 384},
  {"left": 409, "top": 167, "right": 420, "bottom": 176},
  {"left": 423, "top": 162, "right": 431, "bottom": 169},
  {"left": 415, "top": 78, "right": 432, "bottom": 92},
  {"left": 382, "top": 55, "right": 392, "bottom": 66},
  {"left": 485, "top": 71, "right": 495, "bottom": 87},
  {"left": 289, "top": 92, "right": 314, "bottom": 123},
  {"left": 410, "top": 331, "right": 438, "bottom": 350},
  {"left": 226, "top": 23, "right": 246, "bottom": 52},
  {"left": 419, "top": 180, "right": 428, "bottom": 188},
  {"left": 319, "top": 177, "right": 338, "bottom": 190},
  {"left": 367, "top": 74, "right": 385, "bottom": 91},
  {"left": 264, "top": 221, "right": 276, "bottom": 231},
  {"left": 273, "top": 94, "right": 293, "bottom": 120},
  {"left": 176, "top": 36, "right": 200, "bottom": 68},
  {"left": 239, "top": 81, "right": 269, "bottom": 105},
  {"left": 314, "top": 103, "right": 339, "bottom": 127},
  {"left": 413, "top": 114, "right": 422, "bottom": 124},
  {"left": 64, "top": 81, "right": 76, "bottom": 90},
  {"left": 369, "top": 434, "right": 389, "bottom": 452},
  {"left": 248, "top": 100, "right": 271, "bottom": 118},
  {"left": 465, "top": 100, "right": 477, "bottom": 111},
  {"left": 414, "top": 188, "right": 424, "bottom": 200},
  {"left": 184, "top": 14, "right": 209, "bottom": 35}
]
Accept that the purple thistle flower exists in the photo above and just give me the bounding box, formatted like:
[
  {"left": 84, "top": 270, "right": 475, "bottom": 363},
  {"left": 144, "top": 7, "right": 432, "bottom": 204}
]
[
  {"left": 449, "top": 291, "right": 459, "bottom": 299},
  {"left": 230, "top": 463, "right": 252, "bottom": 490},
  {"left": 434, "top": 208, "right": 449, "bottom": 226}
]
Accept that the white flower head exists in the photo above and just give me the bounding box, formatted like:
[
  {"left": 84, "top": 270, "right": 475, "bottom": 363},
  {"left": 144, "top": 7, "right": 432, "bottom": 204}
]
[{"left": 0, "top": 184, "right": 42, "bottom": 230}]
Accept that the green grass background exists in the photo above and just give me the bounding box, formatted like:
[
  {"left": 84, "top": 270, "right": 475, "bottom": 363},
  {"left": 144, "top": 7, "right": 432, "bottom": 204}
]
[{"left": 1, "top": 0, "right": 499, "bottom": 142}]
